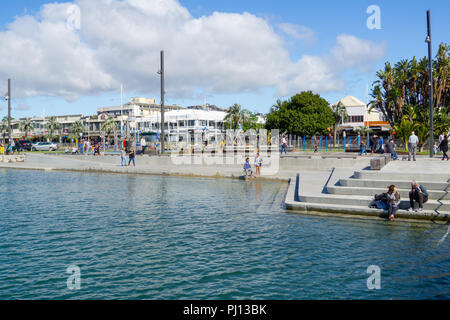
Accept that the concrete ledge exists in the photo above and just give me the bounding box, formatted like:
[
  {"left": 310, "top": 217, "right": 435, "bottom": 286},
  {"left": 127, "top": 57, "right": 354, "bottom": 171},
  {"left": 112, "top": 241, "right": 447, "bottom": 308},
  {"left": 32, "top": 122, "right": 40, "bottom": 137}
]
[
  {"left": 327, "top": 185, "right": 448, "bottom": 200},
  {"left": 354, "top": 170, "right": 449, "bottom": 182},
  {"left": 339, "top": 178, "right": 448, "bottom": 190},
  {"left": 0, "top": 155, "right": 26, "bottom": 163}
]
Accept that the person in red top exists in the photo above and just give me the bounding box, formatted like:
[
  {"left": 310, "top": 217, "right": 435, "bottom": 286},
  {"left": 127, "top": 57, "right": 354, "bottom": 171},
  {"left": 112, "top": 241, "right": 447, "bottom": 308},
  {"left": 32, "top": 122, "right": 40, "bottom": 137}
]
[{"left": 123, "top": 138, "right": 129, "bottom": 152}]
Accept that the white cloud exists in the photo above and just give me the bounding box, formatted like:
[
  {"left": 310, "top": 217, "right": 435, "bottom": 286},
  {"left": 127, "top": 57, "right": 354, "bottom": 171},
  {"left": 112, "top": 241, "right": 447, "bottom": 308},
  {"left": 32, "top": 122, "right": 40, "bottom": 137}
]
[
  {"left": 332, "top": 34, "right": 387, "bottom": 72},
  {"left": 0, "top": 0, "right": 387, "bottom": 104},
  {"left": 277, "top": 23, "right": 316, "bottom": 44}
]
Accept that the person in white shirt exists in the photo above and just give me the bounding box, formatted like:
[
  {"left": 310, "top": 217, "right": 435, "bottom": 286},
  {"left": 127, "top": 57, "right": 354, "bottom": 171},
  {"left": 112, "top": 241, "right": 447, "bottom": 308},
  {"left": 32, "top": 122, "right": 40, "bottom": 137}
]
[
  {"left": 408, "top": 131, "right": 419, "bottom": 161},
  {"left": 140, "top": 137, "right": 147, "bottom": 155},
  {"left": 438, "top": 133, "right": 445, "bottom": 155},
  {"left": 254, "top": 152, "right": 263, "bottom": 177}
]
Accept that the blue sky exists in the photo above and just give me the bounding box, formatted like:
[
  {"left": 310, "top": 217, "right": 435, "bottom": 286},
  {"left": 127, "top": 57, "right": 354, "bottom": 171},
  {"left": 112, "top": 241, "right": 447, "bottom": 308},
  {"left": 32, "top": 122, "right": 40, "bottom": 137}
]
[{"left": 0, "top": 0, "right": 449, "bottom": 118}]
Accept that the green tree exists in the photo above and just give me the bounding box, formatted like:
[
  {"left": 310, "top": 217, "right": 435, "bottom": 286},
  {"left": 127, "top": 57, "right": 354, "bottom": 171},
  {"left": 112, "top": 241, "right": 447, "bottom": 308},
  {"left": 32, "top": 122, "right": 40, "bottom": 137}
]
[
  {"left": 331, "top": 101, "right": 349, "bottom": 147},
  {"left": 69, "top": 120, "right": 85, "bottom": 142},
  {"left": 225, "top": 103, "right": 248, "bottom": 130},
  {"left": 369, "top": 42, "right": 449, "bottom": 128},
  {"left": 45, "top": 117, "right": 61, "bottom": 142},
  {"left": 394, "top": 119, "right": 415, "bottom": 148},
  {"left": 19, "top": 118, "right": 33, "bottom": 138},
  {"left": 265, "top": 91, "right": 334, "bottom": 136},
  {"left": 101, "top": 116, "right": 118, "bottom": 139},
  {"left": 0, "top": 120, "right": 8, "bottom": 141},
  {"left": 354, "top": 126, "right": 373, "bottom": 138}
]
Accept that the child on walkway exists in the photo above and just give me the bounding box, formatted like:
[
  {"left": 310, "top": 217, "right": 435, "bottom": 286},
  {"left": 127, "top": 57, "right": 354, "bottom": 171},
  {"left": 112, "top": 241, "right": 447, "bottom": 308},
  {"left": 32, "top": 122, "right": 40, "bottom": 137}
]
[
  {"left": 121, "top": 148, "right": 127, "bottom": 166},
  {"left": 128, "top": 148, "right": 136, "bottom": 167},
  {"left": 359, "top": 141, "right": 367, "bottom": 156},
  {"left": 254, "top": 153, "right": 263, "bottom": 177}
]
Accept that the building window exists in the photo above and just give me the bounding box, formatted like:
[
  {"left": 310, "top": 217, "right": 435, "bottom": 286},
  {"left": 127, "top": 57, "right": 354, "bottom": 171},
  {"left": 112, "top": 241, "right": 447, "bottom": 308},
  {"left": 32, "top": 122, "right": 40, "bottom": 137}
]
[
  {"left": 350, "top": 115, "right": 364, "bottom": 123},
  {"left": 188, "top": 120, "right": 195, "bottom": 127}
]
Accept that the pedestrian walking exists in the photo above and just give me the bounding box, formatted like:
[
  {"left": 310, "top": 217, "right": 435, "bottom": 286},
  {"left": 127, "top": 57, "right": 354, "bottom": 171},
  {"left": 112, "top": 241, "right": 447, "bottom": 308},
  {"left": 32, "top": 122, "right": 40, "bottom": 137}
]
[
  {"left": 438, "top": 135, "right": 449, "bottom": 161},
  {"left": 370, "top": 135, "right": 377, "bottom": 154},
  {"left": 140, "top": 137, "right": 147, "bottom": 155},
  {"left": 281, "top": 136, "right": 287, "bottom": 155},
  {"left": 128, "top": 148, "right": 136, "bottom": 167},
  {"left": 121, "top": 148, "right": 127, "bottom": 166},
  {"left": 408, "top": 131, "right": 419, "bottom": 161}
]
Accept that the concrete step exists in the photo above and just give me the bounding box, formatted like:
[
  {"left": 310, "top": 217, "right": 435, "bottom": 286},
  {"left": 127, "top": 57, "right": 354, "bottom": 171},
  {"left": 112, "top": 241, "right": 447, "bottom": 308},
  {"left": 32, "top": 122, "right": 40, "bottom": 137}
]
[
  {"left": 286, "top": 201, "right": 450, "bottom": 222},
  {"left": 327, "top": 185, "right": 449, "bottom": 200},
  {"left": 339, "top": 178, "right": 449, "bottom": 190},
  {"left": 353, "top": 170, "right": 450, "bottom": 182},
  {"left": 298, "top": 194, "right": 450, "bottom": 211}
]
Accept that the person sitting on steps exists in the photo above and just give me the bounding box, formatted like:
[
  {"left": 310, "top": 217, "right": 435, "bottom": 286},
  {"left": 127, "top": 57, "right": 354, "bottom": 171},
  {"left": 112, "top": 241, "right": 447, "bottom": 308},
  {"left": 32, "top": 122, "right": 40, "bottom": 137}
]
[
  {"left": 408, "top": 180, "right": 428, "bottom": 213},
  {"left": 386, "top": 185, "right": 400, "bottom": 221}
]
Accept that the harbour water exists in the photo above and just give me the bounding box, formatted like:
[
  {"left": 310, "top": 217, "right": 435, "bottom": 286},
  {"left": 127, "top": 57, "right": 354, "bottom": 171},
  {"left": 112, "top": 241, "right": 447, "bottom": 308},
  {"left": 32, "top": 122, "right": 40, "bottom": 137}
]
[{"left": 0, "top": 169, "right": 448, "bottom": 299}]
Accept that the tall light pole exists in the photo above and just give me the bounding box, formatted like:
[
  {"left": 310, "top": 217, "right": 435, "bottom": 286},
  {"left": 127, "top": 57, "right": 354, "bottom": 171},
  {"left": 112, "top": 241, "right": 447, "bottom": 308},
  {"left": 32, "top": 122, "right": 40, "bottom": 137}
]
[
  {"left": 8, "top": 78, "right": 11, "bottom": 147},
  {"left": 120, "top": 84, "right": 123, "bottom": 143},
  {"left": 426, "top": 10, "right": 433, "bottom": 158},
  {"left": 159, "top": 50, "right": 165, "bottom": 155}
]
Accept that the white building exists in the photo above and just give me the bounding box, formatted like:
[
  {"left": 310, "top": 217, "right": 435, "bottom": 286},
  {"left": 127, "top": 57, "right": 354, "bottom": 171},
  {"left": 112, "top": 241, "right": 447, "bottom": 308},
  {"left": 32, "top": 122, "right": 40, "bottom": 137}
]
[
  {"left": 333, "top": 96, "right": 390, "bottom": 132},
  {"left": 135, "top": 109, "right": 226, "bottom": 143}
]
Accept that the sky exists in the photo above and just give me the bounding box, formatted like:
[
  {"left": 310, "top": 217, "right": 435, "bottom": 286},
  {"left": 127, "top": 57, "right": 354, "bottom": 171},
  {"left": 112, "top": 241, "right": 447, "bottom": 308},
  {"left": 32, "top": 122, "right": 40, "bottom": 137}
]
[{"left": 0, "top": 0, "right": 449, "bottom": 118}]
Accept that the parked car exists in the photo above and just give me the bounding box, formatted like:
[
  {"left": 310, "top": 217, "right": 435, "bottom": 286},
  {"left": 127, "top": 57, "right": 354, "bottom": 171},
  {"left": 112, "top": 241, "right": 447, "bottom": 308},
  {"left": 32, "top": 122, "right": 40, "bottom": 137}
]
[
  {"left": 31, "top": 142, "right": 58, "bottom": 151},
  {"left": 18, "top": 140, "right": 33, "bottom": 151}
]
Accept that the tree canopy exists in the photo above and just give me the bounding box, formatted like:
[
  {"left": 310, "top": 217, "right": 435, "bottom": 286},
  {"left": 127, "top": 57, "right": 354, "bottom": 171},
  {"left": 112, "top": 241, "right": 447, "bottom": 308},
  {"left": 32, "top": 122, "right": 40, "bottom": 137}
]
[
  {"left": 265, "top": 91, "right": 334, "bottom": 136},
  {"left": 369, "top": 42, "right": 449, "bottom": 133}
]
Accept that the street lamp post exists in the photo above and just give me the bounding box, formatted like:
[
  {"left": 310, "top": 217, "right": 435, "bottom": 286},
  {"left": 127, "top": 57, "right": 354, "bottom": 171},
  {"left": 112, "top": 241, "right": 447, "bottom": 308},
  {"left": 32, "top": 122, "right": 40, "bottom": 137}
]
[
  {"left": 159, "top": 50, "right": 165, "bottom": 155},
  {"left": 426, "top": 10, "right": 433, "bottom": 158},
  {"left": 8, "top": 79, "right": 11, "bottom": 147}
]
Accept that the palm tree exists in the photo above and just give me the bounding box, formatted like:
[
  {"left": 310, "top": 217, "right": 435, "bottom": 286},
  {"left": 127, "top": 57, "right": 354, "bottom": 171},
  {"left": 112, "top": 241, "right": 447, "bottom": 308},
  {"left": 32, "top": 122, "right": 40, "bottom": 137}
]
[
  {"left": 101, "top": 116, "right": 117, "bottom": 136},
  {"left": 224, "top": 103, "right": 248, "bottom": 130},
  {"left": 45, "top": 117, "right": 61, "bottom": 142},
  {"left": 101, "top": 116, "right": 118, "bottom": 142},
  {"left": 394, "top": 119, "right": 415, "bottom": 149},
  {"left": 355, "top": 126, "right": 373, "bottom": 138},
  {"left": 69, "top": 120, "right": 85, "bottom": 142},
  {"left": 331, "top": 101, "right": 349, "bottom": 147},
  {"left": 19, "top": 118, "right": 34, "bottom": 138}
]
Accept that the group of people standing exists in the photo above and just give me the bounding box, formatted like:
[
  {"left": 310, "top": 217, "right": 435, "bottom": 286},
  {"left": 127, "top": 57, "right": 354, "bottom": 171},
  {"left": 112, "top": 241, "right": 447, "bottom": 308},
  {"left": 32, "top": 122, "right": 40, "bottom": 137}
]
[
  {"left": 121, "top": 138, "right": 135, "bottom": 167},
  {"left": 359, "top": 130, "right": 449, "bottom": 161}
]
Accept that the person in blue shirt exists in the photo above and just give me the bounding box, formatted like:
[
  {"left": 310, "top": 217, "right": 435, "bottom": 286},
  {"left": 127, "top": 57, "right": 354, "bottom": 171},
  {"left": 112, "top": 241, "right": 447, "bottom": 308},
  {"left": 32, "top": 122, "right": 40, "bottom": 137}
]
[
  {"left": 360, "top": 141, "right": 367, "bottom": 156},
  {"left": 243, "top": 157, "right": 253, "bottom": 181}
]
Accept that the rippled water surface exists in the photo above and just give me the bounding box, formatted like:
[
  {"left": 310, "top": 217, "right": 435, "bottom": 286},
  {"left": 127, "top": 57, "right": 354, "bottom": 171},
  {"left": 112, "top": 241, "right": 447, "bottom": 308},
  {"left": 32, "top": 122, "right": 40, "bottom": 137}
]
[{"left": 0, "top": 169, "right": 448, "bottom": 299}]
